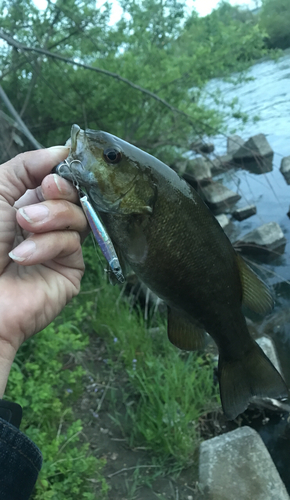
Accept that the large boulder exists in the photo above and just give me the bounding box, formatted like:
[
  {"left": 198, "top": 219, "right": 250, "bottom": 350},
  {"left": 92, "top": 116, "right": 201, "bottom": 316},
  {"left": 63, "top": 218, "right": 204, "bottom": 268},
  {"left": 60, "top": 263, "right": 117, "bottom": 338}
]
[
  {"left": 199, "top": 426, "right": 290, "bottom": 500},
  {"left": 227, "top": 134, "right": 245, "bottom": 155},
  {"left": 235, "top": 222, "right": 286, "bottom": 257},
  {"left": 201, "top": 182, "right": 241, "bottom": 211},
  {"left": 280, "top": 156, "right": 290, "bottom": 185},
  {"left": 233, "top": 134, "right": 274, "bottom": 174}
]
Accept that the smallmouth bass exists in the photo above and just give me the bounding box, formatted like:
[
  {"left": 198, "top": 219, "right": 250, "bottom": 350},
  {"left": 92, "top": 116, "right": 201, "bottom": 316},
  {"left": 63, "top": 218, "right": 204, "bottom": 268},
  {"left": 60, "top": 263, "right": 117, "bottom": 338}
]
[{"left": 56, "top": 124, "right": 288, "bottom": 420}]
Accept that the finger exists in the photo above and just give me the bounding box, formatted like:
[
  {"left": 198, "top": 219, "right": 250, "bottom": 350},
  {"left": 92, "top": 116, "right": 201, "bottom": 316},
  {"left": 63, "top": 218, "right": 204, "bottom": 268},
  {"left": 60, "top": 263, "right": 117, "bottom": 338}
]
[
  {"left": 0, "top": 146, "right": 69, "bottom": 206},
  {"left": 41, "top": 174, "right": 78, "bottom": 203},
  {"left": 14, "top": 174, "right": 78, "bottom": 208},
  {"left": 8, "top": 231, "right": 84, "bottom": 269},
  {"left": 16, "top": 200, "right": 88, "bottom": 234},
  {"left": 14, "top": 187, "right": 45, "bottom": 209}
]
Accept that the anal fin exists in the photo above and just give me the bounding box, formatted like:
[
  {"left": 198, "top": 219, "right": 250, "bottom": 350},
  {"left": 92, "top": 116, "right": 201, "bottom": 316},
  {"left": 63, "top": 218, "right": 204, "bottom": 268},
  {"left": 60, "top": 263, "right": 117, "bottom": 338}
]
[{"left": 167, "top": 307, "right": 206, "bottom": 351}]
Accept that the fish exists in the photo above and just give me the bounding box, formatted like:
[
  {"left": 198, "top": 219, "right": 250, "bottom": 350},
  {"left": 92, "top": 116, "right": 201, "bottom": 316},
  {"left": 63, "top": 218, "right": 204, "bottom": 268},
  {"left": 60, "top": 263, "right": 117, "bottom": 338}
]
[{"left": 56, "top": 123, "right": 289, "bottom": 420}]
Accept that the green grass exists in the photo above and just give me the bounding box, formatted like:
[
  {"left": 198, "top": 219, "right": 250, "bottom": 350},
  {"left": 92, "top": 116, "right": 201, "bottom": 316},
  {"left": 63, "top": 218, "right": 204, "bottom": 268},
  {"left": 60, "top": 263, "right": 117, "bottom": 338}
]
[
  {"left": 82, "top": 241, "right": 220, "bottom": 466},
  {"left": 5, "top": 239, "right": 220, "bottom": 497},
  {"left": 5, "top": 294, "right": 109, "bottom": 499}
]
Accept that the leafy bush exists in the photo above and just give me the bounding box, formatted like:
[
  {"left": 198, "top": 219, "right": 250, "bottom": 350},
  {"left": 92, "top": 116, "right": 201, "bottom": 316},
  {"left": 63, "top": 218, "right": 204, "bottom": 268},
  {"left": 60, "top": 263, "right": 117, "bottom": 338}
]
[
  {"left": 5, "top": 315, "right": 109, "bottom": 500},
  {"left": 260, "top": 0, "right": 290, "bottom": 49}
]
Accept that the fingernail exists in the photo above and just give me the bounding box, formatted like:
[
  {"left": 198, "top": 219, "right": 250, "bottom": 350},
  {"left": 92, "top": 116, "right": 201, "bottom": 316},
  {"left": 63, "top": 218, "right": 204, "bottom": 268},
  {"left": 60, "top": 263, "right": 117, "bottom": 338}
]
[
  {"left": 9, "top": 240, "right": 36, "bottom": 262},
  {"left": 53, "top": 173, "right": 75, "bottom": 196},
  {"left": 53, "top": 173, "right": 62, "bottom": 193},
  {"left": 19, "top": 205, "right": 49, "bottom": 223},
  {"left": 48, "top": 145, "right": 70, "bottom": 151}
]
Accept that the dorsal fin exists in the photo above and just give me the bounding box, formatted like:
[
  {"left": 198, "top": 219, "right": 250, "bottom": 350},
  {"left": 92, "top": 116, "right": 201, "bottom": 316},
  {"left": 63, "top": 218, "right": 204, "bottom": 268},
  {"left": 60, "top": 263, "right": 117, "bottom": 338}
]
[
  {"left": 236, "top": 254, "right": 273, "bottom": 315},
  {"left": 167, "top": 307, "right": 207, "bottom": 351}
]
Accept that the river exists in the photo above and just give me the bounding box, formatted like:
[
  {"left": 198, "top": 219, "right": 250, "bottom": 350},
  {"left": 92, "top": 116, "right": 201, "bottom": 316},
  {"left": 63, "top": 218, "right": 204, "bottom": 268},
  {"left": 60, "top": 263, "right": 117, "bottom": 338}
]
[{"left": 203, "top": 50, "right": 290, "bottom": 491}]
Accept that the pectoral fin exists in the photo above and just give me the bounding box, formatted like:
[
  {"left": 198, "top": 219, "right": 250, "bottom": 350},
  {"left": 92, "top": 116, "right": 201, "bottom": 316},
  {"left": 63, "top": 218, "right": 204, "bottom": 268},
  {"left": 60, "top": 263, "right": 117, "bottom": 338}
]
[
  {"left": 167, "top": 307, "right": 207, "bottom": 351},
  {"left": 236, "top": 254, "right": 273, "bottom": 315}
]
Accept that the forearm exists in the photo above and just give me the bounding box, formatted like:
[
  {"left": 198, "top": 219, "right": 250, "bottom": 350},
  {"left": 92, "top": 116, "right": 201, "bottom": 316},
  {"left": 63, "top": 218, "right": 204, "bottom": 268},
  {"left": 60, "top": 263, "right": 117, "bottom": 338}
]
[{"left": 0, "top": 342, "right": 16, "bottom": 398}]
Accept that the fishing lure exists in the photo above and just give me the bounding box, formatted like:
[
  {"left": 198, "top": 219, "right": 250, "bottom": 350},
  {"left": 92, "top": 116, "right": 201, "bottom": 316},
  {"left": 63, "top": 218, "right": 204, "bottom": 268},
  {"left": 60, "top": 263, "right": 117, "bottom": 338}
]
[
  {"left": 54, "top": 160, "right": 125, "bottom": 283},
  {"left": 79, "top": 191, "right": 125, "bottom": 283}
]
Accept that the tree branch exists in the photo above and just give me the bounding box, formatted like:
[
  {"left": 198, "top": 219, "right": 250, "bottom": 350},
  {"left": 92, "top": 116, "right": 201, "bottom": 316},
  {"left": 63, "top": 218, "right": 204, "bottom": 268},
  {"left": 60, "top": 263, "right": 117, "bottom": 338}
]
[
  {"left": 0, "top": 85, "right": 43, "bottom": 149},
  {"left": 0, "top": 29, "right": 196, "bottom": 126}
]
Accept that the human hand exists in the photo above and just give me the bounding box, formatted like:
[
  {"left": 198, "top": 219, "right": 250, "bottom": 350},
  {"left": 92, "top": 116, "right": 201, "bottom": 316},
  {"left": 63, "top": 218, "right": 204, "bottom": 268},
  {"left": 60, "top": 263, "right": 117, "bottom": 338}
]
[{"left": 0, "top": 147, "right": 88, "bottom": 396}]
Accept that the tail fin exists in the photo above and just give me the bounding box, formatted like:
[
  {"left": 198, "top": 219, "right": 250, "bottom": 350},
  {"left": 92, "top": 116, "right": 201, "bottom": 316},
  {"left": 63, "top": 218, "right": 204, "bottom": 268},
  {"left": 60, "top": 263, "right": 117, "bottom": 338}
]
[{"left": 218, "top": 341, "right": 289, "bottom": 420}]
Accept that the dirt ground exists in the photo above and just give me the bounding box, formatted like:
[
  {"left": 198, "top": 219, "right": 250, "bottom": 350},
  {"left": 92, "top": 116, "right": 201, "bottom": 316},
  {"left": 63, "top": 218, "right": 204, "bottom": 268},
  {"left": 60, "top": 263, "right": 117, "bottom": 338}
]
[{"left": 74, "top": 335, "right": 214, "bottom": 500}]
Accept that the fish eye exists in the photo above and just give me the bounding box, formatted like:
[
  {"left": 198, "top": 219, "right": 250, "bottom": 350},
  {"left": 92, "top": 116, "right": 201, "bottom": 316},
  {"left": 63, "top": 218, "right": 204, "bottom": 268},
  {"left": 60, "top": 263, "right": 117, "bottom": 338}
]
[{"left": 103, "top": 148, "right": 122, "bottom": 164}]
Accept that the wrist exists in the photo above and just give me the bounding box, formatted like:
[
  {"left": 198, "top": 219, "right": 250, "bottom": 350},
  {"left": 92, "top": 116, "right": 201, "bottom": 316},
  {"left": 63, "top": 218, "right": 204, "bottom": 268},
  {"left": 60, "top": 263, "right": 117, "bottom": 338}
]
[{"left": 0, "top": 341, "right": 17, "bottom": 398}]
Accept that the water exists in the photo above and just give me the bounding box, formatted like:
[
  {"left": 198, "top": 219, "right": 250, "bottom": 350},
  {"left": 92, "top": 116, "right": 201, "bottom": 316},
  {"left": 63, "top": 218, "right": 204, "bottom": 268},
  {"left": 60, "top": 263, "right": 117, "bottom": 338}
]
[
  {"left": 204, "top": 51, "right": 290, "bottom": 490},
  {"left": 203, "top": 51, "right": 290, "bottom": 289}
]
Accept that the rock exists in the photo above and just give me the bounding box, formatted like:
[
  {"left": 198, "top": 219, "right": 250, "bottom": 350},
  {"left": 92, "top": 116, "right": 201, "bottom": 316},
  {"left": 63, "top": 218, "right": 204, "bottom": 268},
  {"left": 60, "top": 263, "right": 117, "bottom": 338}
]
[
  {"left": 227, "top": 134, "right": 245, "bottom": 155},
  {"left": 211, "top": 154, "right": 235, "bottom": 175},
  {"left": 186, "top": 157, "right": 212, "bottom": 185},
  {"left": 233, "top": 133, "right": 274, "bottom": 174},
  {"left": 280, "top": 156, "right": 290, "bottom": 184},
  {"left": 201, "top": 182, "right": 241, "bottom": 211},
  {"left": 171, "top": 158, "right": 188, "bottom": 175},
  {"left": 190, "top": 140, "right": 215, "bottom": 154},
  {"left": 256, "top": 336, "right": 282, "bottom": 374},
  {"left": 235, "top": 222, "right": 286, "bottom": 257},
  {"left": 215, "top": 213, "right": 230, "bottom": 229},
  {"left": 232, "top": 204, "right": 257, "bottom": 221},
  {"left": 251, "top": 336, "right": 288, "bottom": 413},
  {"left": 199, "top": 426, "right": 290, "bottom": 500}
]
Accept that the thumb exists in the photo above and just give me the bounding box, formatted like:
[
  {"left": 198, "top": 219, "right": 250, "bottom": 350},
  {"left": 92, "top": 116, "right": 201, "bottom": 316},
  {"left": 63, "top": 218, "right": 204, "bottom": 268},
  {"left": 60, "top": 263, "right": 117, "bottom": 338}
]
[{"left": 0, "top": 146, "right": 69, "bottom": 206}]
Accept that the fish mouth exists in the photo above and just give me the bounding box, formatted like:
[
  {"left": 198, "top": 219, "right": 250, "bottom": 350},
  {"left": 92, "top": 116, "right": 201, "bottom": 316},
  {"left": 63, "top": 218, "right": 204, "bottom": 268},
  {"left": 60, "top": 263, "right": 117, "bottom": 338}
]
[{"left": 71, "top": 124, "right": 81, "bottom": 151}]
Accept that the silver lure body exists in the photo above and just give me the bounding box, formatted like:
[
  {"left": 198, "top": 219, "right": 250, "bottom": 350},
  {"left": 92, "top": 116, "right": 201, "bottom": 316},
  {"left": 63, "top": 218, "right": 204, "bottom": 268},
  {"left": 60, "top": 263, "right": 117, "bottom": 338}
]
[{"left": 79, "top": 194, "right": 125, "bottom": 283}]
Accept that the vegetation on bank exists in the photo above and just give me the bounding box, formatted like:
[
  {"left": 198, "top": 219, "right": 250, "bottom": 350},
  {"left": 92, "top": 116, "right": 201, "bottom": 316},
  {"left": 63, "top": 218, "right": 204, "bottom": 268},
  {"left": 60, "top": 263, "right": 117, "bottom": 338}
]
[
  {"left": 0, "top": 0, "right": 272, "bottom": 164},
  {"left": 5, "top": 241, "right": 219, "bottom": 498},
  {"left": 0, "top": 1, "right": 287, "bottom": 162},
  {"left": 260, "top": 0, "right": 290, "bottom": 50}
]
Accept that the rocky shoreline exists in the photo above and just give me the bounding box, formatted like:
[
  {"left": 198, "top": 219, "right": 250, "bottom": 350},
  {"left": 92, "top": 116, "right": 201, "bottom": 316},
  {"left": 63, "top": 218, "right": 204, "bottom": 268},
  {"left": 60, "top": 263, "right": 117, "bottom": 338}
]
[
  {"left": 172, "top": 133, "right": 289, "bottom": 260},
  {"left": 171, "top": 133, "right": 290, "bottom": 499}
]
